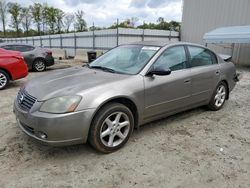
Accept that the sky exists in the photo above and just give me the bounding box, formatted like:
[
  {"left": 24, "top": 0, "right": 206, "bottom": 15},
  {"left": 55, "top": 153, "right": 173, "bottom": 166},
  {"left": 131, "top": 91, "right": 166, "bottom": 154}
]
[{"left": 7, "top": 0, "right": 183, "bottom": 27}]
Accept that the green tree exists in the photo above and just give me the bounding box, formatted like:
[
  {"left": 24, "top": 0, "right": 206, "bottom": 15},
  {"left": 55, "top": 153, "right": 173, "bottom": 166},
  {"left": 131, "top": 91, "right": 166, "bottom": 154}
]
[
  {"left": 8, "top": 2, "right": 22, "bottom": 37},
  {"left": 45, "top": 7, "right": 57, "bottom": 34},
  {"left": 21, "top": 6, "right": 32, "bottom": 36},
  {"left": 169, "top": 20, "right": 180, "bottom": 31},
  {"left": 75, "top": 10, "right": 87, "bottom": 31},
  {"left": 31, "top": 3, "right": 42, "bottom": 35},
  {"left": 41, "top": 3, "right": 49, "bottom": 34},
  {"left": 0, "top": 0, "right": 8, "bottom": 37}
]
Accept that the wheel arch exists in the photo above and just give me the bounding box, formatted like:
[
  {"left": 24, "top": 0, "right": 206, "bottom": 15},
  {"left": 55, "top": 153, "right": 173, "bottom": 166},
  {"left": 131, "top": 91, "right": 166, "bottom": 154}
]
[
  {"left": 33, "top": 57, "right": 46, "bottom": 64},
  {"left": 220, "top": 79, "right": 229, "bottom": 100},
  {"left": 90, "top": 96, "right": 139, "bottom": 130},
  {"left": 0, "top": 67, "right": 12, "bottom": 80}
]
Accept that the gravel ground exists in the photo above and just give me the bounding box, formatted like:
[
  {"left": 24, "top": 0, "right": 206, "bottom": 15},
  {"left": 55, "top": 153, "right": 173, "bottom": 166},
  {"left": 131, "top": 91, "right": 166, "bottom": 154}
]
[{"left": 0, "top": 61, "right": 249, "bottom": 188}]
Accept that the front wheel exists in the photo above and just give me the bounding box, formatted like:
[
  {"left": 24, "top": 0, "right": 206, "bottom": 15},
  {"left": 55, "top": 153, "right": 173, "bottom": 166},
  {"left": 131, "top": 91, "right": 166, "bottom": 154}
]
[
  {"left": 33, "top": 59, "right": 46, "bottom": 72},
  {"left": 89, "top": 103, "right": 134, "bottom": 153},
  {"left": 0, "top": 70, "right": 9, "bottom": 90},
  {"left": 208, "top": 82, "right": 228, "bottom": 111}
]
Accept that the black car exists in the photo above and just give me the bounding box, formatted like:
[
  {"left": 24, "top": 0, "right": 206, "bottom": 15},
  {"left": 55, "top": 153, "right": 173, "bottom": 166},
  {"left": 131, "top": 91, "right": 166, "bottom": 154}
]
[{"left": 0, "top": 43, "right": 54, "bottom": 72}]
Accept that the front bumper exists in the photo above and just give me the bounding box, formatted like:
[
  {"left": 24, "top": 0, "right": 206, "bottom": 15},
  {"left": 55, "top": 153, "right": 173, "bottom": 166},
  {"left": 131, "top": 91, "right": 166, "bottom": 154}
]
[{"left": 13, "top": 99, "right": 95, "bottom": 146}]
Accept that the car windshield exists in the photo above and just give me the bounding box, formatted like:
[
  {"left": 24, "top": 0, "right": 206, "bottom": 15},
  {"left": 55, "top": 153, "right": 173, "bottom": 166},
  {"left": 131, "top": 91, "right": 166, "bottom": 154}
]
[{"left": 89, "top": 45, "right": 160, "bottom": 74}]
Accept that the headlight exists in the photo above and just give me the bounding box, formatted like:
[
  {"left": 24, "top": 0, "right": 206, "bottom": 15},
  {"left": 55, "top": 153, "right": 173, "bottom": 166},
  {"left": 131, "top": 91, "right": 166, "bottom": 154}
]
[{"left": 40, "top": 96, "right": 82, "bottom": 114}]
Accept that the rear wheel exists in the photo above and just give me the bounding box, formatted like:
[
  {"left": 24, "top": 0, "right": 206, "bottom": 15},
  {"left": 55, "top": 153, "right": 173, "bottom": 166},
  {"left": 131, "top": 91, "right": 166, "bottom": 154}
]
[
  {"left": 0, "top": 70, "right": 9, "bottom": 90},
  {"left": 208, "top": 82, "right": 228, "bottom": 111},
  {"left": 33, "top": 59, "right": 46, "bottom": 72},
  {"left": 89, "top": 103, "right": 134, "bottom": 153}
]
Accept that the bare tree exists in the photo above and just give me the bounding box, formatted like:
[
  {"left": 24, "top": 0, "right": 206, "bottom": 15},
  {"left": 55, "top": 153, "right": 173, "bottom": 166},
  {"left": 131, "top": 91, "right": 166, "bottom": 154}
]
[
  {"left": 55, "top": 9, "right": 64, "bottom": 33},
  {"left": 0, "top": 0, "right": 8, "bottom": 37},
  {"left": 75, "top": 10, "right": 86, "bottom": 32},
  {"left": 64, "top": 13, "right": 74, "bottom": 33},
  {"left": 21, "top": 6, "right": 32, "bottom": 36}
]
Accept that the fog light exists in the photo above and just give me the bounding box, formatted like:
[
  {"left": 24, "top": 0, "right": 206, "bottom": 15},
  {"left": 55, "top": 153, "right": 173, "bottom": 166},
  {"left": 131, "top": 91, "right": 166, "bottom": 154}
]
[{"left": 37, "top": 132, "right": 47, "bottom": 139}]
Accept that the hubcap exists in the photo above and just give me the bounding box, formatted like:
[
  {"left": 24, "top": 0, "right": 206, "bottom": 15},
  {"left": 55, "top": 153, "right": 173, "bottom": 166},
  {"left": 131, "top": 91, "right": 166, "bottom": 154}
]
[
  {"left": 0, "top": 73, "right": 7, "bottom": 88},
  {"left": 35, "top": 61, "right": 45, "bottom": 71},
  {"left": 100, "top": 112, "right": 130, "bottom": 147},
  {"left": 214, "top": 85, "right": 226, "bottom": 107}
]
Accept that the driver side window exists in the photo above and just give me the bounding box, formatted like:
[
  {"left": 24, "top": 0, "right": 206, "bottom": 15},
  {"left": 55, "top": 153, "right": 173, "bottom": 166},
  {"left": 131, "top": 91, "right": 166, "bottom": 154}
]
[{"left": 153, "top": 46, "right": 187, "bottom": 71}]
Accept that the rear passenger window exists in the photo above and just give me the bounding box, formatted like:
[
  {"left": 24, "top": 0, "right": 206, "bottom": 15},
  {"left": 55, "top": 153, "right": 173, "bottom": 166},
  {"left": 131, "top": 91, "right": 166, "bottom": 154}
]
[
  {"left": 15, "top": 45, "right": 34, "bottom": 52},
  {"left": 188, "top": 46, "right": 217, "bottom": 67}
]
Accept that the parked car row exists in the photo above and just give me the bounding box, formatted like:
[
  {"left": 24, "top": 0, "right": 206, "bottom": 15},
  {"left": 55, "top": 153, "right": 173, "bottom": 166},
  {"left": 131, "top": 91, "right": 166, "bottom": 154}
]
[
  {"left": 0, "top": 43, "right": 55, "bottom": 89},
  {"left": 0, "top": 43, "right": 54, "bottom": 72}
]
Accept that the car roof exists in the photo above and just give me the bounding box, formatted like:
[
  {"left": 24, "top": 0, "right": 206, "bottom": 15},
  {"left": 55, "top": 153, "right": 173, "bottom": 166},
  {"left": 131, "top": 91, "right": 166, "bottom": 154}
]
[
  {"left": 0, "top": 43, "right": 35, "bottom": 47},
  {"left": 126, "top": 40, "right": 206, "bottom": 48}
]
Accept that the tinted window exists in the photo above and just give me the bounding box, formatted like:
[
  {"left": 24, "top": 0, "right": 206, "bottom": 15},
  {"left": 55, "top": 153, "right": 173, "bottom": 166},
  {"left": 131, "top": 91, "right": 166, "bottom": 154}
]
[
  {"left": 188, "top": 46, "right": 217, "bottom": 67},
  {"left": 2, "top": 45, "right": 15, "bottom": 50},
  {"left": 15, "top": 45, "right": 34, "bottom": 52},
  {"left": 153, "top": 46, "right": 187, "bottom": 71}
]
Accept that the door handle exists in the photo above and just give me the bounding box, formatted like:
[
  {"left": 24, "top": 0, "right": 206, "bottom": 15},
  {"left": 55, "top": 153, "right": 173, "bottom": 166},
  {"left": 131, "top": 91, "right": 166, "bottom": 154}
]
[
  {"left": 215, "top": 70, "right": 220, "bottom": 75},
  {"left": 184, "top": 79, "right": 191, "bottom": 83}
]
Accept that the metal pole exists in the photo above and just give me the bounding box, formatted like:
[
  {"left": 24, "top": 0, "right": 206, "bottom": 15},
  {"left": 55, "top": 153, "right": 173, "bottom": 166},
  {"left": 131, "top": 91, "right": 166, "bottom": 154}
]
[
  {"left": 74, "top": 31, "right": 77, "bottom": 56},
  {"left": 60, "top": 34, "right": 62, "bottom": 49},
  {"left": 231, "top": 43, "right": 235, "bottom": 59},
  {"left": 169, "top": 29, "right": 172, "bottom": 41},
  {"left": 142, "top": 21, "right": 145, "bottom": 41},
  {"left": 40, "top": 36, "right": 42, "bottom": 47},
  {"left": 116, "top": 19, "right": 119, "bottom": 46},
  {"left": 32, "top": 37, "right": 34, "bottom": 46},
  {"left": 92, "top": 22, "right": 95, "bottom": 50},
  {"left": 49, "top": 35, "right": 51, "bottom": 48}
]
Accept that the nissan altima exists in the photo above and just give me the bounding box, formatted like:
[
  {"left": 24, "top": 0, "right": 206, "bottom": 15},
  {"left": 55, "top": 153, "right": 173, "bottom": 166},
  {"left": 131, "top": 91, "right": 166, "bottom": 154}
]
[{"left": 13, "top": 41, "right": 238, "bottom": 153}]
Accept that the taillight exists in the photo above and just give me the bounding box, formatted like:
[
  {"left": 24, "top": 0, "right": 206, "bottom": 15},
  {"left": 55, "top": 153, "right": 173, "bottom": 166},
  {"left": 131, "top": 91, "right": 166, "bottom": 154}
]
[
  {"left": 47, "top": 51, "right": 52, "bottom": 56},
  {"left": 14, "top": 56, "right": 24, "bottom": 60}
]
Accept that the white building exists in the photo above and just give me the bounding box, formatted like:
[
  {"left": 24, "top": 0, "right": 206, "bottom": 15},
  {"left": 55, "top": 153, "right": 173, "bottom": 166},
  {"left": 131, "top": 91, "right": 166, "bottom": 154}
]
[{"left": 181, "top": 0, "right": 250, "bottom": 65}]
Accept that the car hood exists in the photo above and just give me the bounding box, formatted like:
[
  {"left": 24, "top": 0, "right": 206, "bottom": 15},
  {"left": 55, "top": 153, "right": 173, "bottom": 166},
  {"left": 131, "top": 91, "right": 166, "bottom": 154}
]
[{"left": 25, "top": 66, "right": 130, "bottom": 101}]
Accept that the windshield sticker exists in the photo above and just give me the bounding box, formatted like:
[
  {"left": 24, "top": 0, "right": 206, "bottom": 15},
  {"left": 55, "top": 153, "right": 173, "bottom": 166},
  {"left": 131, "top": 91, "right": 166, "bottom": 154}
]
[{"left": 142, "top": 46, "right": 160, "bottom": 51}]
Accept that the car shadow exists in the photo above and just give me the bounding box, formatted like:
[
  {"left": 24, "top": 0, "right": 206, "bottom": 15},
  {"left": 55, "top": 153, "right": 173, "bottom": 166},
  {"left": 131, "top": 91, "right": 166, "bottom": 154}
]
[
  {"left": 134, "top": 106, "right": 208, "bottom": 134},
  {"left": 3, "top": 80, "right": 26, "bottom": 90}
]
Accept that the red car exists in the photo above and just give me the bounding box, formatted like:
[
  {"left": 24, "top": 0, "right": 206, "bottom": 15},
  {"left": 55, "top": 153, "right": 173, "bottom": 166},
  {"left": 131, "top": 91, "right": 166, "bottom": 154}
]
[{"left": 0, "top": 48, "right": 28, "bottom": 89}]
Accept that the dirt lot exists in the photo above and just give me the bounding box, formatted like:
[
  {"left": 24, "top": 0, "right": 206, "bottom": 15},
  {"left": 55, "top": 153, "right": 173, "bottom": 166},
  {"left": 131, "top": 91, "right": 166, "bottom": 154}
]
[{"left": 0, "top": 61, "right": 249, "bottom": 188}]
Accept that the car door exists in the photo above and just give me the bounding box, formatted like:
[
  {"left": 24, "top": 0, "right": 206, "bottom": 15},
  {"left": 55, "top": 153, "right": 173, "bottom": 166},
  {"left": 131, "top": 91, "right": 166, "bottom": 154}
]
[
  {"left": 15, "top": 45, "right": 35, "bottom": 69},
  {"left": 144, "top": 45, "right": 192, "bottom": 119},
  {"left": 187, "top": 45, "right": 220, "bottom": 104}
]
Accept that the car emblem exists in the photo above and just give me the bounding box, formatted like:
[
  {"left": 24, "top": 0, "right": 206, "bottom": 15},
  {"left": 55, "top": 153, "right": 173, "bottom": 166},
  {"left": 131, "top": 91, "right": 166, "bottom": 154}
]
[{"left": 18, "top": 94, "right": 24, "bottom": 104}]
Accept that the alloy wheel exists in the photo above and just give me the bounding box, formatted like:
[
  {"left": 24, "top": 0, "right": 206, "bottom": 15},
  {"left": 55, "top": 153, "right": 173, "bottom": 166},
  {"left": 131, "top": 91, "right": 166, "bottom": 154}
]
[
  {"left": 0, "top": 73, "right": 7, "bottom": 89},
  {"left": 100, "top": 112, "right": 130, "bottom": 147},
  {"left": 34, "top": 60, "right": 46, "bottom": 71},
  {"left": 214, "top": 85, "right": 226, "bottom": 108}
]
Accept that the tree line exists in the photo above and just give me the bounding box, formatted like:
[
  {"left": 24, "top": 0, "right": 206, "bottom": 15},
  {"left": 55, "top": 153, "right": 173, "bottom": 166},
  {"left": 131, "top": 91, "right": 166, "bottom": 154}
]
[{"left": 0, "top": 1, "right": 180, "bottom": 38}]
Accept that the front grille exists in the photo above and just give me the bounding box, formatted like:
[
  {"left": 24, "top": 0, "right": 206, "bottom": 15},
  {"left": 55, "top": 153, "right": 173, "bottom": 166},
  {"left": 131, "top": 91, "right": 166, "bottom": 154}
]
[{"left": 17, "top": 90, "right": 37, "bottom": 111}]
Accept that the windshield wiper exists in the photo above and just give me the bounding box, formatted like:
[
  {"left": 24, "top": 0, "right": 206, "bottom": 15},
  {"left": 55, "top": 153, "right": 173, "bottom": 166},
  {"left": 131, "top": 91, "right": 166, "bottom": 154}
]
[{"left": 89, "top": 65, "right": 116, "bottom": 73}]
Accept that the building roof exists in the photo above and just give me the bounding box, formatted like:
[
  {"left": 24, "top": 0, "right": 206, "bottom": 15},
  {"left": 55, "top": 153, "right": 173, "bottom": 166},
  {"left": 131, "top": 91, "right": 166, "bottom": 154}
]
[{"left": 203, "top": 25, "right": 250, "bottom": 43}]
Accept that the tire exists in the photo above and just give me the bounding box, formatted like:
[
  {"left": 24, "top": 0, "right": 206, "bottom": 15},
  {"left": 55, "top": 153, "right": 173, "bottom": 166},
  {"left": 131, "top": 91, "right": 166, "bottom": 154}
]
[
  {"left": 33, "top": 59, "right": 46, "bottom": 72},
  {"left": 208, "top": 81, "right": 228, "bottom": 111},
  {"left": 89, "top": 103, "right": 134, "bottom": 153},
  {"left": 0, "top": 70, "right": 10, "bottom": 90}
]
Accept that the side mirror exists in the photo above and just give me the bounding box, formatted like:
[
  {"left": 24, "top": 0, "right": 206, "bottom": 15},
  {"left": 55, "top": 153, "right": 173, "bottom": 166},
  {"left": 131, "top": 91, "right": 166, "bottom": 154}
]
[{"left": 147, "top": 66, "right": 171, "bottom": 76}]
